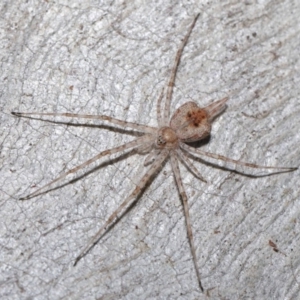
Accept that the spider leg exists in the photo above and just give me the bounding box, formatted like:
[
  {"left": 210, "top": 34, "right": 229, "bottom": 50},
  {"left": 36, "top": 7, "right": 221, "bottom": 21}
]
[
  {"left": 170, "top": 152, "right": 204, "bottom": 292},
  {"left": 180, "top": 143, "right": 298, "bottom": 174},
  {"left": 176, "top": 149, "right": 207, "bottom": 183},
  {"left": 205, "top": 97, "right": 229, "bottom": 121},
  {"left": 156, "top": 87, "right": 165, "bottom": 127},
  {"left": 19, "top": 135, "right": 152, "bottom": 200},
  {"left": 74, "top": 149, "right": 169, "bottom": 266},
  {"left": 163, "top": 13, "right": 200, "bottom": 124},
  {"left": 11, "top": 111, "right": 157, "bottom": 134},
  {"left": 144, "top": 149, "right": 162, "bottom": 166}
]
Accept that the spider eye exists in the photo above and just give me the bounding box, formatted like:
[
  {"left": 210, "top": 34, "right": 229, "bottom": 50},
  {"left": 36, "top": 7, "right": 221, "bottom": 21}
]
[{"left": 157, "top": 136, "right": 166, "bottom": 145}]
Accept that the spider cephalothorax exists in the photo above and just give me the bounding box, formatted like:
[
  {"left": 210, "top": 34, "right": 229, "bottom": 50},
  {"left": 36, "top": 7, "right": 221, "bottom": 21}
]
[{"left": 155, "top": 127, "right": 178, "bottom": 149}]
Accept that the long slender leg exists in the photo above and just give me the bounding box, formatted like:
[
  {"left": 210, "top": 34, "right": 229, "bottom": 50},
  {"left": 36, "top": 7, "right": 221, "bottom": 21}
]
[
  {"left": 176, "top": 149, "right": 207, "bottom": 183},
  {"left": 170, "top": 152, "right": 204, "bottom": 292},
  {"left": 180, "top": 143, "right": 297, "bottom": 173},
  {"left": 205, "top": 97, "right": 229, "bottom": 121},
  {"left": 20, "top": 135, "right": 152, "bottom": 200},
  {"left": 11, "top": 111, "right": 157, "bottom": 134},
  {"left": 74, "top": 149, "right": 169, "bottom": 266},
  {"left": 156, "top": 88, "right": 165, "bottom": 127},
  {"left": 163, "top": 14, "right": 200, "bottom": 124}
]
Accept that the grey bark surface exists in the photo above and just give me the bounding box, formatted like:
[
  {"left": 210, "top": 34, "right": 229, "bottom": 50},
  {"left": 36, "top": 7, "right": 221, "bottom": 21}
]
[{"left": 1, "top": 1, "right": 300, "bottom": 299}]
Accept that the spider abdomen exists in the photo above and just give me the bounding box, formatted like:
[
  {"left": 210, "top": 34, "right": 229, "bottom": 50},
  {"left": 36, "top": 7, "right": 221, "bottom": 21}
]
[{"left": 170, "top": 101, "right": 211, "bottom": 142}]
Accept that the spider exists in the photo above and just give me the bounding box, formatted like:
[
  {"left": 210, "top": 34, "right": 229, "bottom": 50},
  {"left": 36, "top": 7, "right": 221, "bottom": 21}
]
[{"left": 12, "top": 14, "right": 296, "bottom": 292}]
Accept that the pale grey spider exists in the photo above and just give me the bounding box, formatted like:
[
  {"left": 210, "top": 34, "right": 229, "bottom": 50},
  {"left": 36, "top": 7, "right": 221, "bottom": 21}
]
[{"left": 12, "top": 14, "right": 296, "bottom": 292}]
